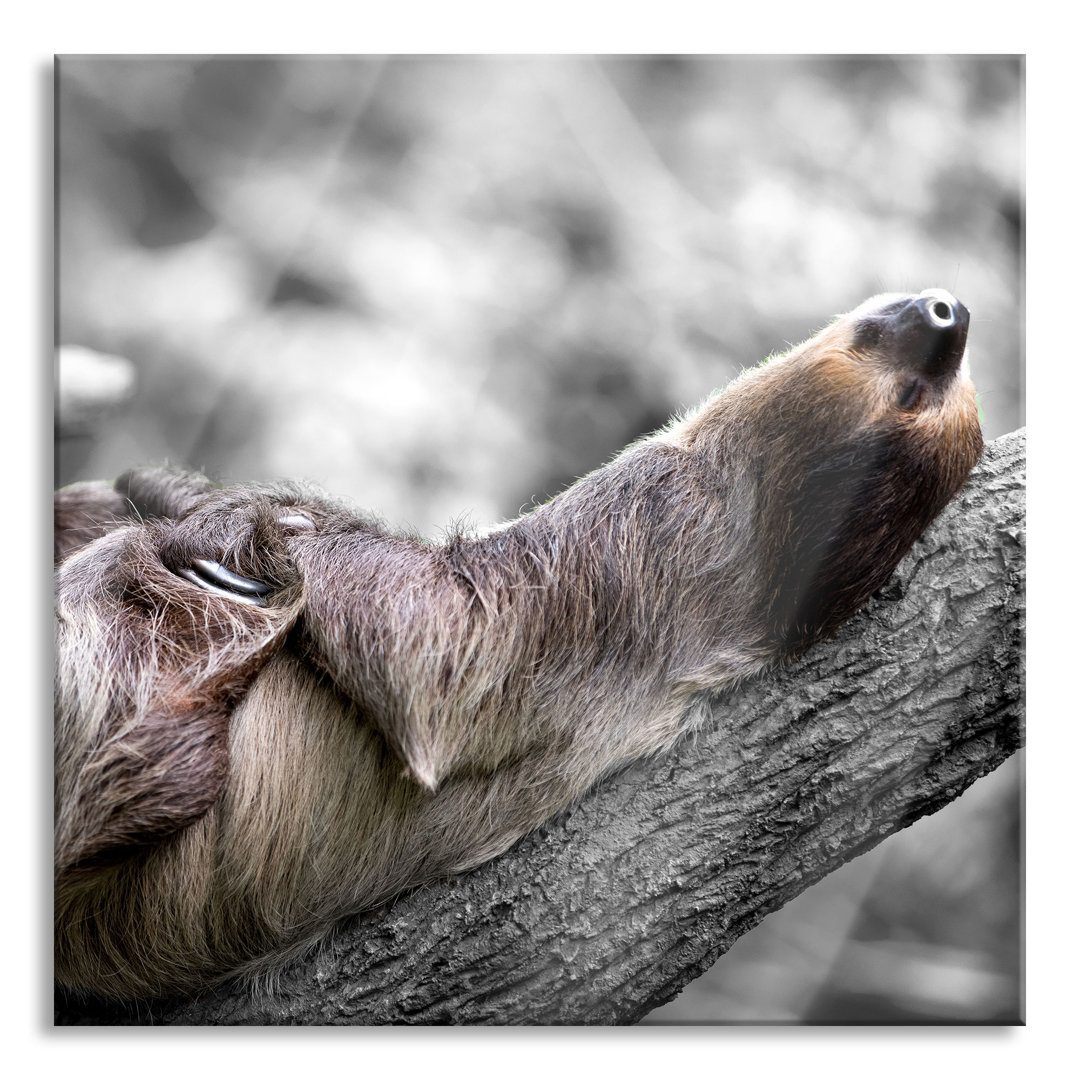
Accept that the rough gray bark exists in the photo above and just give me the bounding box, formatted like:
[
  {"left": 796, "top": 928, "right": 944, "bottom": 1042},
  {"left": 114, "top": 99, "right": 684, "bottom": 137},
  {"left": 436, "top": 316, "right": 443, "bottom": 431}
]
[{"left": 55, "top": 428, "right": 1025, "bottom": 1026}]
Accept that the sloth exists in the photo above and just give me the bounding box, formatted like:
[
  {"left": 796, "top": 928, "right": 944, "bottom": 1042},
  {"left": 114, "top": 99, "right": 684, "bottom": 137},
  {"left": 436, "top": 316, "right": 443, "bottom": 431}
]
[{"left": 54, "top": 289, "right": 983, "bottom": 1001}]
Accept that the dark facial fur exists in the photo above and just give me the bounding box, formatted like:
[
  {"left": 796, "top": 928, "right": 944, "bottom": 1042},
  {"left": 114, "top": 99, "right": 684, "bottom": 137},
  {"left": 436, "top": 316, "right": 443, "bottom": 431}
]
[{"left": 54, "top": 291, "right": 982, "bottom": 1000}]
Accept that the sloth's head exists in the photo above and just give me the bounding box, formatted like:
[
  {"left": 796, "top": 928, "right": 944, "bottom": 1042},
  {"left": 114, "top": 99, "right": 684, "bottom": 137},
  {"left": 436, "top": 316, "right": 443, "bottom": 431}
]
[{"left": 676, "top": 288, "right": 983, "bottom": 652}]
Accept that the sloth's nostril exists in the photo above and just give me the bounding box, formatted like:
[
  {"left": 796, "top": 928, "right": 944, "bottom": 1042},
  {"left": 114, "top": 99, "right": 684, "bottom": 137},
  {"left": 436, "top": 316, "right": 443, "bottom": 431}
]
[{"left": 922, "top": 295, "right": 957, "bottom": 330}]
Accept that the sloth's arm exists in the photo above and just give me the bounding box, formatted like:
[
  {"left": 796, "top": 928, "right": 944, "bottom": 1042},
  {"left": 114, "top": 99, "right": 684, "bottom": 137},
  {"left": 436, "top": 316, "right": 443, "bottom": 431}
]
[
  {"left": 114, "top": 465, "right": 217, "bottom": 521},
  {"left": 53, "top": 471, "right": 313, "bottom": 869},
  {"left": 54, "top": 481, "right": 134, "bottom": 563},
  {"left": 55, "top": 467, "right": 543, "bottom": 791},
  {"left": 284, "top": 522, "right": 483, "bottom": 789},
  {"left": 155, "top": 486, "right": 507, "bottom": 789},
  {"left": 54, "top": 466, "right": 217, "bottom": 564},
  {"left": 55, "top": 465, "right": 320, "bottom": 594}
]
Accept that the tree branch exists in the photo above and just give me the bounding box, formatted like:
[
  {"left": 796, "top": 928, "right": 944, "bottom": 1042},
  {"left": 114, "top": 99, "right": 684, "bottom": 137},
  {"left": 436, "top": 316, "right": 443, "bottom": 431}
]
[{"left": 55, "top": 428, "right": 1025, "bottom": 1026}]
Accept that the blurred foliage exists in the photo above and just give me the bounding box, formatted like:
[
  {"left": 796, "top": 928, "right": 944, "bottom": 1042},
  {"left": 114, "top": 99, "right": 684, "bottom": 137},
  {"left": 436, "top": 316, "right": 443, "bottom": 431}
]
[
  {"left": 56, "top": 55, "right": 1023, "bottom": 1023},
  {"left": 57, "top": 55, "right": 1022, "bottom": 530}
]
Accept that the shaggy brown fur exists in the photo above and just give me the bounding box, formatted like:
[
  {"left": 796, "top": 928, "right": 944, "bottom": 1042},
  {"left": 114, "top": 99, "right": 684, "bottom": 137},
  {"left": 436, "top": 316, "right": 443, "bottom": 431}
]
[{"left": 54, "top": 290, "right": 983, "bottom": 1000}]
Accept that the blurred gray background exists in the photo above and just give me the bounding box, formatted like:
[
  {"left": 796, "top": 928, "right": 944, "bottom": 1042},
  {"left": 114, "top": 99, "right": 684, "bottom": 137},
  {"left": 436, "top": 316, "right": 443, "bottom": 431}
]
[{"left": 55, "top": 55, "right": 1023, "bottom": 1023}]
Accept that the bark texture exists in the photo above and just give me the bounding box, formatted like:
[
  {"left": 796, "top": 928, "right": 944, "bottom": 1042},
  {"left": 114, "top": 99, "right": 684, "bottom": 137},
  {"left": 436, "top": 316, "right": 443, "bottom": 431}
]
[{"left": 54, "top": 428, "right": 1025, "bottom": 1026}]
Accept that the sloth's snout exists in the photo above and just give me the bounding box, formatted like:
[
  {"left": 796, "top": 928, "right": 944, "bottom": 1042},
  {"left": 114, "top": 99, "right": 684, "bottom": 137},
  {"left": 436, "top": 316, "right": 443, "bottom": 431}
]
[{"left": 856, "top": 288, "right": 969, "bottom": 379}]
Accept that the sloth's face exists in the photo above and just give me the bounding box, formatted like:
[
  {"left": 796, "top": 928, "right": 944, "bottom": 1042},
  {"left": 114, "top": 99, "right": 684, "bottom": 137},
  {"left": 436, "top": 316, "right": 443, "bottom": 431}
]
[
  {"left": 781, "top": 289, "right": 976, "bottom": 430},
  {"left": 665, "top": 289, "right": 983, "bottom": 652},
  {"left": 848, "top": 288, "right": 971, "bottom": 411}
]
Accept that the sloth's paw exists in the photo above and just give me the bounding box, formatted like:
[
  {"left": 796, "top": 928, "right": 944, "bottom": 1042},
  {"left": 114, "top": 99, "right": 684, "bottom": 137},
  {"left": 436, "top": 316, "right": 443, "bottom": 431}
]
[
  {"left": 175, "top": 510, "right": 313, "bottom": 604},
  {"left": 158, "top": 493, "right": 315, "bottom": 607}
]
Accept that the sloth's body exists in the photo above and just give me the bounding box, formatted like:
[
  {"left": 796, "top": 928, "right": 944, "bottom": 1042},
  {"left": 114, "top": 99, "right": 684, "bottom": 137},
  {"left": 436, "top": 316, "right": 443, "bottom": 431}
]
[{"left": 54, "top": 290, "right": 983, "bottom": 1000}]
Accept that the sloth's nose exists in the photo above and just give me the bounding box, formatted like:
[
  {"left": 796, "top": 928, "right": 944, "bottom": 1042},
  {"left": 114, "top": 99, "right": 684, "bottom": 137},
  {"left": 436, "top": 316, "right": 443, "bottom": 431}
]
[
  {"left": 918, "top": 288, "right": 960, "bottom": 329},
  {"left": 875, "top": 289, "right": 970, "bottom": 378}
]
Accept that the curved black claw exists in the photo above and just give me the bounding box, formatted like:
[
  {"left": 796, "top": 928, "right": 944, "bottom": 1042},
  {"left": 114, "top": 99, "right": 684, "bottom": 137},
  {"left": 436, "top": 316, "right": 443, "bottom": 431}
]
[{"left": 177, "top": 559, "right": 274, "bottom": 607}]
